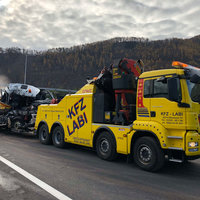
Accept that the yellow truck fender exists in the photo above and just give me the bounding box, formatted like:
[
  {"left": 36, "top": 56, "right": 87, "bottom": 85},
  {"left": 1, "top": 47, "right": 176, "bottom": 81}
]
[
  {"left": 129, "top": 121, "right": 168, "bottom": 154},
  {"left": 37, "top": 120, "right": 53, "bottom": 145},
  {"left": 37, "top": 120, "right": 49, "bottom": 135},
  {"left": 93, "top": 126, "right": 116, "bottom": 150},
  {"left": 50, "top": 122, "right": 64, "bottom": 135}
]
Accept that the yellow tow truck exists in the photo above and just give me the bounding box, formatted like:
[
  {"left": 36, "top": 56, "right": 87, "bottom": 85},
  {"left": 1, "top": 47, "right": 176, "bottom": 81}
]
[{"left": 35, "top": 59, "right": 200, "bottom": 171}]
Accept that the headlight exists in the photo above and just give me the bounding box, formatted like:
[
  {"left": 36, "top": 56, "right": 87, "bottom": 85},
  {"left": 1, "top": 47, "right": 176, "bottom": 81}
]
[{"left": 188, "top": 142, "right": 198, "bottom": 147}]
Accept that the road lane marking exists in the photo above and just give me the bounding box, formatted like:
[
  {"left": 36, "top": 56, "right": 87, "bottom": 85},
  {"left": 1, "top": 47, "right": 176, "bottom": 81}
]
[{"left": 0, "top": 155, "right": 72, "bottom": 200}]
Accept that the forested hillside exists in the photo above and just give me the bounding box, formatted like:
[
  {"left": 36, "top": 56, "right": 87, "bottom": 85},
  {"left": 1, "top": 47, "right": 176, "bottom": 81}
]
[{"left": 0, "top": 35, "right": 200, "bottom": 89}]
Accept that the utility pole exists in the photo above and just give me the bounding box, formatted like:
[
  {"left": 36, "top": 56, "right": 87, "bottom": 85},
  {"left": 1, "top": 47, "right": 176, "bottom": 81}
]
[{"left": 24, "top": 54, "right": 27, "bottom": 84}]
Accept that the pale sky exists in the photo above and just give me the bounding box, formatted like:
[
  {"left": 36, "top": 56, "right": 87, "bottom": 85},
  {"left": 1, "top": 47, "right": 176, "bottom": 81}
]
[{"left": 0, "top": 0, "right": 199, "bottom": 50}]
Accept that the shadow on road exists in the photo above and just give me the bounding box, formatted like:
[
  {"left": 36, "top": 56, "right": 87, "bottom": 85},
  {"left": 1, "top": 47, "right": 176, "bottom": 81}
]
[
  {"left": 0, "top": 129, "right": 37, "bottom": 140},
  {"left": 160, "top": 160, "right": 200, "bottom": 177}
]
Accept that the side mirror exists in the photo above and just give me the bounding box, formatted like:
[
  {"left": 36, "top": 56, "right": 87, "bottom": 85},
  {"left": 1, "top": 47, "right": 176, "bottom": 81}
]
[
  {"left": 190, "top": 74, "right": 200, "bottom": 84},
  {"left": 168, "top": 77, "right": 182, "bottom": 102}
]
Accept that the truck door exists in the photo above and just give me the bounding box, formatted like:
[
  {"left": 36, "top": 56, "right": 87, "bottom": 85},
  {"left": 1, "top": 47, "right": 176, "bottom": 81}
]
[
  {"left": 137, "top": 78, "right": 151, "bottom": 121},
  {"left": 149, "top": 76, "right": 186, "bottom": 130}
]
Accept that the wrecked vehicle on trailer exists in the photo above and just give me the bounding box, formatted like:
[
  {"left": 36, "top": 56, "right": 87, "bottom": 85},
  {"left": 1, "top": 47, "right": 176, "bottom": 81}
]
[{"left": 0, "top": 83, "right": 54, "bottom": 133}]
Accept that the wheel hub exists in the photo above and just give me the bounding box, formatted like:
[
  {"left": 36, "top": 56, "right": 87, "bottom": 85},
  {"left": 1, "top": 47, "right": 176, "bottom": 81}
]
[
  {"left": 13, "top": 121, "right": 21, "bottom": 131},
  {"left": 55, "top": 132, "right": 61, "bottom": 144},
  {"left": 100, "top": 139, "right": 109, "bottom": 153},
  {"left": 139, "top": 145, "right": 152, "bottom": 163}
]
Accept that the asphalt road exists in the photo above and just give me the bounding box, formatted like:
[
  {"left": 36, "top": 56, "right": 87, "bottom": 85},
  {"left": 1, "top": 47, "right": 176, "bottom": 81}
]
[{"left": 0, "top": 131, "right": 200, "bottom": 200}]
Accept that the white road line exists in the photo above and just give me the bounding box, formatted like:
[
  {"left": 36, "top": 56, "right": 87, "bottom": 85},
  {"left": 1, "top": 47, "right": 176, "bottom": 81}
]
[{"left": 0, "top": 155, "right": 72, "bottom": 200}]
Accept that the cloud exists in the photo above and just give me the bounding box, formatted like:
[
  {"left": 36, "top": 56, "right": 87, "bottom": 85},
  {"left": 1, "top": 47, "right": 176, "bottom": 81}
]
[{"left": 0, "top": 0, "right": 199, "bottom": 49}]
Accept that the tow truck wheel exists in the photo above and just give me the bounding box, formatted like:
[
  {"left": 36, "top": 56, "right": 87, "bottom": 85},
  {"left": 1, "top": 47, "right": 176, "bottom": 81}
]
[
  {"left": 96, "top": 132, "right": 117, "bottom": 161},
  {"left": 52, "top": 126, "right": 65, "bottom": 148},
  {"left": 38, "top": 124, "right": 52, "bottom": 145},
  {"left": 133, "top": 136, "right": 165, "bottom": 172}
]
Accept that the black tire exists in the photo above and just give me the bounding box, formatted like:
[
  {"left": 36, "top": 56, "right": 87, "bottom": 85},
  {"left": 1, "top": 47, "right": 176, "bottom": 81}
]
[
  {"left": 11, "top": 118, "right": 23, "bottom": 133},
  {"left": 38, "top": 124, "right": 52, "bottom": 145},
  {"left": 52, "top": 126, "right": 66, "bottom": 148},
  {"left": 133, "top": 136, "right": 165, "bottom": 172},
  {"left": 96, "top": 132, "right": 117, "bottom": 161}
]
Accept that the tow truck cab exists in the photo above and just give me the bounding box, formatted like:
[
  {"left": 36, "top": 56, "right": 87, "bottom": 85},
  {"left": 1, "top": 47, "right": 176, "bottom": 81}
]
[{"left": 136, "top": 66, "right": 200, "bottom": 162}]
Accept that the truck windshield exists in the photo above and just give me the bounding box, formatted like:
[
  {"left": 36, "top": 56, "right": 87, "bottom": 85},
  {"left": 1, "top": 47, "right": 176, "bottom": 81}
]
[{"left": 187, "top": 80, "right": 200, "bottom": 103}]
